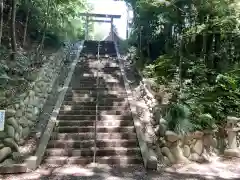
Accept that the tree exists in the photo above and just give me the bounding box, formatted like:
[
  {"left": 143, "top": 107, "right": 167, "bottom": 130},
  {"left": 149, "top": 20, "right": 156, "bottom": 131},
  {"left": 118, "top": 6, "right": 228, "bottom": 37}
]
[
  {"left": 36, "top": 0, "right": 51, "bottom": 60},
  {"left": 0, "top": 0, "right": 90, "bottom": 107},
  {"left": 22, "top": 0, "right": 33, "bottom": 47},
  {"left": 10, "top": 0, "right": 17, "bottom": 60},
  {"left": 0, "top": 0, "right": 3, "bottom": 45}
]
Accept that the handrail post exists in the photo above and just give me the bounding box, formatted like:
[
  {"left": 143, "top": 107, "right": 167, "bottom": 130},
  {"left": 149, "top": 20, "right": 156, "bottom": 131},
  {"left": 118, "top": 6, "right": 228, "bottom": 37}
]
[{"left": 93, "top": 41, "right": 100, "bottom": 163}]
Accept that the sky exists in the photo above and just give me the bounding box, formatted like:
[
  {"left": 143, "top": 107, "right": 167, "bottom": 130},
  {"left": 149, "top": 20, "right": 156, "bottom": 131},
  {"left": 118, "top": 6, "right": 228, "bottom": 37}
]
[{"left": 87, "top": 0, "right": 130, "bottom": 40}]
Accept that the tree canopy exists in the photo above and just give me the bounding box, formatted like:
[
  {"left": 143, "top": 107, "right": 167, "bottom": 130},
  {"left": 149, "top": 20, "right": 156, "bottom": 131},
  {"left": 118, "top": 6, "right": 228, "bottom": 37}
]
[
  {"left": 1, "top": 0, "right": 91, "bottom": 49},
  {"left": 0, "top": 0, "right": 91, "bottom": 108}
]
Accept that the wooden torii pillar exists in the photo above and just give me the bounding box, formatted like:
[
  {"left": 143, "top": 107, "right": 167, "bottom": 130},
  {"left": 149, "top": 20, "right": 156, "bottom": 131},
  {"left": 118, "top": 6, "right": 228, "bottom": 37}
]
[{"left": 79, "top": 13, "right": 121, "bottom": 41}]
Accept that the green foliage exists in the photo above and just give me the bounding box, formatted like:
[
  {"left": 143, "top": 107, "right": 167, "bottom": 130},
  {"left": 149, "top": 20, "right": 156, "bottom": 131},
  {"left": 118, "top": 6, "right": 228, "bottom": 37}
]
[
  {"left": 0, "top": 0, "right": 92, "bottom": 111},
  {"left": 165, "top": 103, "right": 193, "bottom": 134},
  {"left": 0, "top": 52, "right": 36, "bottom": 108},
  {"left": 118, "top": 40, "right": 129, "bottom": 55},
  {"left": 44, "top": 32, "right": 62, "bottom": 48},
  {"left": 18, "top": 0, "right": 90, "bottom": 46},
  {"left": 194, "top": 114, "right": 216, "bottom": 131},
  {"left": 126, "top": 0, "right": 240, "bottom": 132}
]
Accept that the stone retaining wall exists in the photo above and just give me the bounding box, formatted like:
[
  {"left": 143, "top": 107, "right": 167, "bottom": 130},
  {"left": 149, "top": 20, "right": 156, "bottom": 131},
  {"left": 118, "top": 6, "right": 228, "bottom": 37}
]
[
  {"left": 135, "top": 78, "right": 220, "bottom": 166},
  {"left": 124, "top": 55, "right": 240, "bottom": 167},
  {"left": 0, "top": 49, "right": 67, "bottom": 164},
  {"left": 160, "top": 130, "right": 217, "bottom": 165}
]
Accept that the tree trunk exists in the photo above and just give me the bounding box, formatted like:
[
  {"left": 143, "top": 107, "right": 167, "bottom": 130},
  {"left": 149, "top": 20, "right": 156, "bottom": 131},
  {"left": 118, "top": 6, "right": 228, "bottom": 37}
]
[
  {"left": 195, "top": 35, "right": 203, "bottom": 57},
  {"left": 23, "top": 5, "right": 31, "bottom": 47},
  {"left": 201, "top": 32, "right": 207, "bottom": 61},
  {"left": 0, "top": 0, "right": 3, "bottom": 45},
  {"left": 147, "top": 40, "right": 150, "bottom": 59},
  {"left": 10, "top": 0, "right": 17, "bottom": 61},
  {"left": 8, "top": 4, "right": 12, "bottom": 49},
  {"left": 36, "top": 0, "right": 51, "bottom": 60},
  {"left": 205, "top": 33, "right": 214, "bottom": 69},
  {"left": 179, "top": 37, "right": 183, "bottom": 96},
  {"left": 213, "top": 33, "right": 221, "bottom": 71}
]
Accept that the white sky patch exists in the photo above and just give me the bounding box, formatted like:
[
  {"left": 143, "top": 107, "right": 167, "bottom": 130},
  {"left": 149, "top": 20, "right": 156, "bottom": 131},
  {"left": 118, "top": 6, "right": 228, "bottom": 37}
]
[{"left": 88, "top": 0, "right": 128, "bottom": 39}]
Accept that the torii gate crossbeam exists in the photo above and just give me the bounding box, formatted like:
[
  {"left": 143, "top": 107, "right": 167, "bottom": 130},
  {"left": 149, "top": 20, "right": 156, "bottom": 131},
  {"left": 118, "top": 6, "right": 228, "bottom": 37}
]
[{"left": 79, "top": 13, "right": 121, "bottom": 41}]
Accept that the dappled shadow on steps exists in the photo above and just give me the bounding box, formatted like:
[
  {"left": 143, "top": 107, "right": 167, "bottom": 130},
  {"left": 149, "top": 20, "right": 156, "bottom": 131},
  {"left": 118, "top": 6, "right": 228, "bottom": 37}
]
[{"left": 40, "top": 40, "right": 143, "bottom": 170}]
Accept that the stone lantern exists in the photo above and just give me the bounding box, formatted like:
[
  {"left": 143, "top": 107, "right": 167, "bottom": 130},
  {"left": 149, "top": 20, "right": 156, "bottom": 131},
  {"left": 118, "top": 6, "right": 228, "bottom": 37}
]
[{"left": 224, "top": 116, "right": 240, "bottom": 157}]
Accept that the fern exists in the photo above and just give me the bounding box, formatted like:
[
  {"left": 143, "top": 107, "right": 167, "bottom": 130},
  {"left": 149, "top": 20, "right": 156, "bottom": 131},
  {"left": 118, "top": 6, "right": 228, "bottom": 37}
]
[{"left": 165, "top": 103, "right": 193, "bottom": 135}]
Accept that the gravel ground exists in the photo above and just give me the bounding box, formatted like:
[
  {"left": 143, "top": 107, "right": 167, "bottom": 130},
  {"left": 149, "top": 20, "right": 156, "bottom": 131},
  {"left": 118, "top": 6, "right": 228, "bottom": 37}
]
[
  {"left": 1, "top": 164, "right": 148, "bottom": 180},
  {"left": 3, "top": 161, "right": 240, "bottom": 180}
]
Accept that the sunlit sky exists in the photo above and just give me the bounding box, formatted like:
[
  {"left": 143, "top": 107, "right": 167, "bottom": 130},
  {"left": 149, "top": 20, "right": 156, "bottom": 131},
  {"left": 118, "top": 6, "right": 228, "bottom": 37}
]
[{"left": 88, "top": 0, "right": 130, "bottom": 39}]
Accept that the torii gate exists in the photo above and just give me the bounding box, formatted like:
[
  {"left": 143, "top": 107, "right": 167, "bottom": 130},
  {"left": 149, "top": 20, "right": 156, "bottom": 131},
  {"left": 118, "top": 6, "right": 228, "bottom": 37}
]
[{"left": 79, "top": 13, "right": 121, "bottom": 41}]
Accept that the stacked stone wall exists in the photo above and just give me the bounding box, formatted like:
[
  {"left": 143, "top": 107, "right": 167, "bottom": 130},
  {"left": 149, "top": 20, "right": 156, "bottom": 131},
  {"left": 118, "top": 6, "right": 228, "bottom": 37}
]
[{"left": 0, "top": 50, "right": 67, "bottom": 164}]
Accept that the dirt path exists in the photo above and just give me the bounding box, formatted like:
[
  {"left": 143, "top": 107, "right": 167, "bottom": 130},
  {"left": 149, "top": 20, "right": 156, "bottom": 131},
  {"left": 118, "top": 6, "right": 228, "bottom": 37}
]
[
  {"left": 2, "top": 164, "right": 147, "bottom": 180},
  {"left": 160, "top": 156, "right": 240, "bottom": 180},
  {"left": 3, "top": 159, "right": 240, "bottom": 180}
]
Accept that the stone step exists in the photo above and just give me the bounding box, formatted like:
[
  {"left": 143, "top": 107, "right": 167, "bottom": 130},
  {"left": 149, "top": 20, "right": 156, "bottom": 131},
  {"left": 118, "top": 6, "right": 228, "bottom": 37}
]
[
  {"left": 71, "top": 71, "right": 122, "bottom": 77},
  {"left": 69, "top": 80, "right": 125, "bottom": 86},
  {"left": 100, "top": 69, "right": 121, "bottom": 73},
  {"left": 101, "top": 67, "right": 121, "bottom": 71},
  {"left": 72, "top": 73, "right": 95, "bottom": 78},
  {"left": 69, "top": 84, "right": 125, "bottom": 89},
  {"left": 96, "top": 156, "right": 142, "bottom": 165},
  {"left": 47, "top": 139, "right": 138, "bottom": 148},
  {"left": 67, "top": 96, "right": 127, "bottom": 100},
  {"left": 69, "top": 81, "right": 124, "bottom": 86},
  {"left": 60, "top": 105, "right": 130, "bottom": 111},
  {"left": 43, "top": 156, "right": 142, "bottom": 166},
  {"left": 64, "top": 95, "right": 127, "bottom": 100},
  {"left": 67, "top": 87, "right": 126, "bottom": 91},
  {"left": 73, "top": 65, "right": 96, "bottom": 69},
  {"left": 45, "top": 147, "right": 141, "bottom": 157},
  {"left": 71, "top": 68, "right": 121, "bottom": 73},
  {"left": 56, "top": 119, "right": 134, "bottom": 127},
  {"left": 58, "top": 110, "right": 131, "bottom": 116},
  {"left": 57, "top": 114, "right": 132, "bottom": 121},
  {"left": 64, "top": 91, "right": 127, "bottom": 98},
  {"left": 43, "top": 156, "right": 93, "bottom": 166},
  {"left": 100, "top": 65, "right": 120, "bottom": 68},
  {"left": 63, "top": 96, "right": 128, "bottom": 102},
  {"left": 65, "top": 90, "right": 127, "bottom": 95},
  {"left": 63, "top": 101, "right": 128, "bottom": 107},
  {"left": 54, "top": 126, "right": 135, "bottom": 133},
  {"left": 62, "top": 100, "right": 129, "bottom": 107},
  {"left": 51, "top": 132, "right": 137, "bottom": 141},
  {"left": 71, "top": 77, "right": 123, "bottom": 82},
  {"left": 99, "top": 71, "right": 122, "bottom": 74}
]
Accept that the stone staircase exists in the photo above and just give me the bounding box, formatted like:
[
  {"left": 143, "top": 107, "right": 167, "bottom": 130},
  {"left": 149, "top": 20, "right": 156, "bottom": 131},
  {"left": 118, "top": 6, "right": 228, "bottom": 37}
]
[{"left": 42, "top": 40, "right": 143, "bottom": 167}]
